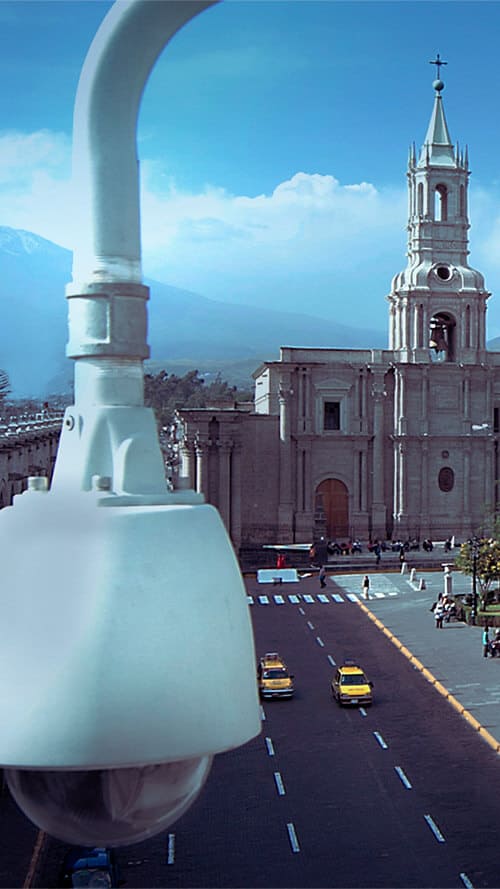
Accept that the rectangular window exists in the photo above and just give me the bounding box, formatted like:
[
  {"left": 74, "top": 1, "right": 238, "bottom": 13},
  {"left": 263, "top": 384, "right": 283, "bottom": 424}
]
[{"left": 324, "top": 401, "right": 340, "bottom": 431}]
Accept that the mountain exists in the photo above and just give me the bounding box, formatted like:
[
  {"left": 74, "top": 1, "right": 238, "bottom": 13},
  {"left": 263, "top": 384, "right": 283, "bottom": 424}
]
[{"left": 0, "top": 226, "right": 387, "bottom": 397}]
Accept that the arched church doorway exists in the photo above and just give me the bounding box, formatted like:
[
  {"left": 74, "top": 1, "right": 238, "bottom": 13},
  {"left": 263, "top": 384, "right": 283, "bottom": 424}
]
[{"left": 316, "top": 479, "right": 349, "bottom": 540}]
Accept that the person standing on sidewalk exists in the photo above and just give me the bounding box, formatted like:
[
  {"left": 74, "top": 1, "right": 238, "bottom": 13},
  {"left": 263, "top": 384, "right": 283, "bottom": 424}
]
[
  {"left": 319, "top": 565, "right": 327, "bottom": 589},
  {"left": 362, "top": 575, "right": 370, "bottom": 600},
  {"left": 434, "top": 601, "right": 445, "bottom": 629},
  {"left": 483, "top": 625, "right": 492, "bottom": 657}
]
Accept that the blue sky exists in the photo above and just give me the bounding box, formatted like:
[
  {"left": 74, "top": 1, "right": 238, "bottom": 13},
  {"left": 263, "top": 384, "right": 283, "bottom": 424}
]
[{"left": 3, "top": 1, "right": 500, "bottom": 336}]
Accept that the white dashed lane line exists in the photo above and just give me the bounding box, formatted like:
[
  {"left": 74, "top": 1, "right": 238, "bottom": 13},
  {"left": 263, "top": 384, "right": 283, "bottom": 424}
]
[
  {"left": 286, "top": 822, "right": 300, "bottom": 853},
  {"left": 327, "top": 655, "right": 336, "bottom": 666},
  {"left": 373, "top": 731, "right": 388, "bottom": 749},
  {"left": 167, "top": 834, "right": 175, "bottom": 865},
  {"left": 424, "top": 814, "right": 446, "bottom": 843},
  {"left": 274, "top": 772, "right": 286, "bottom": 796},
  {"left": 316, "top": 636, "right": 325, "bottom": 647},
  {"left": 265, "top": 737, "right": 275, "bottom": 756},
  {"left": 394, "top": 766, "right": 412, "bottom": 789}
]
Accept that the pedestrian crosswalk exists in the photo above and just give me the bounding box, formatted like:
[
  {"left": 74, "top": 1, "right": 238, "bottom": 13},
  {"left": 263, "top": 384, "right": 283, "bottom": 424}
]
[
  {"left": 248, "top": 574, "right": 406, "bottom": 606},
  {"left": 247, "top": 593, "right": 354, "bottom": 606}
]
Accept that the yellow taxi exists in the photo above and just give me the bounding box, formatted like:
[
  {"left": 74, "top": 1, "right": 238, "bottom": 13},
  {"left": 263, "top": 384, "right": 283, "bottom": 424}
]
[
  {"left": 331, "top": 662, "right": 373, "bottom": 706},
  {"left": 257, "top": 652, "right": 295, "bottom": 699}
]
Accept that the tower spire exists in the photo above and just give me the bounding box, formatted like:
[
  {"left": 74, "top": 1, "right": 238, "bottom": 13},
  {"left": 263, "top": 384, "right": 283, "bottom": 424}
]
[{"left": 419, "top": 55, "right": 454, "bottom": 166}]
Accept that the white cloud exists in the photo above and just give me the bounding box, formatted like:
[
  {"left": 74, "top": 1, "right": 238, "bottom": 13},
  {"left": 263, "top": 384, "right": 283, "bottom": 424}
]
[
  {"left": 4, "top": 128, "right": 500, "bottom": 333},
  {"left": 139, "top": 166, "right": 407, "bottom": 321},
  {"left": 0, "top": 130, "right": 75, "bottom": 246}
]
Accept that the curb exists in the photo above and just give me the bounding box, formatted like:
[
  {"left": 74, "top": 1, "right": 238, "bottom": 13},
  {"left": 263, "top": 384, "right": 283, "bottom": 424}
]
[{"left": 357, "top": 600, "right": 500, "bottom": 755}]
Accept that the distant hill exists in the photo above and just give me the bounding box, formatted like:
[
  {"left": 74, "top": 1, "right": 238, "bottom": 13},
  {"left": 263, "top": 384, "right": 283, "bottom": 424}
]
[
  {"left": 0, "top": 226, "right": 387, "bottom": 397},
  {"left": 486, "top": 336, "right": 500, "bottom": 352}
]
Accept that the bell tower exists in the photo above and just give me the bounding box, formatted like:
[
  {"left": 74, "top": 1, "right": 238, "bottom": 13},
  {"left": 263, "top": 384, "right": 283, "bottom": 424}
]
[{"left": 388, "top": 56, "right": 490, "bottom": 364}]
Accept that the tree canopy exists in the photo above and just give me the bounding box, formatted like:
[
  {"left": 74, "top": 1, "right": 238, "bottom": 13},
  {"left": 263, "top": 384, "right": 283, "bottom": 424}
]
[
  {"left": 455, "top": 535, "right": 500, "bottom": 604},
  {"left": 144, "top": 369, "right": 252, "bottom": 429}
]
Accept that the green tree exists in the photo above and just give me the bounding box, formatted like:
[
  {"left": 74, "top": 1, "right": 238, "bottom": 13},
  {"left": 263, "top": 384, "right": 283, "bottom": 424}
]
[
  {"left": 144, "top": 369, "right": 251, "bottom": 429},
  {"left": 455, "top": 536, "right": 500, "bottom": 608}
]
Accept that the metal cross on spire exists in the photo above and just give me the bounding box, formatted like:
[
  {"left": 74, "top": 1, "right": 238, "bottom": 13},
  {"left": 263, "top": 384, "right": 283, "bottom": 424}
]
[{"left": 429, "top": 53, "right": 447, "bottom": 78}]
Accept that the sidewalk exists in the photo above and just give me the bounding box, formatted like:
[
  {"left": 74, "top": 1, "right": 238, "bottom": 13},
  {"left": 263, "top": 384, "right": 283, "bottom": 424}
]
[{"left": 334, "top": 568, "right": 500, "bottom": 754}]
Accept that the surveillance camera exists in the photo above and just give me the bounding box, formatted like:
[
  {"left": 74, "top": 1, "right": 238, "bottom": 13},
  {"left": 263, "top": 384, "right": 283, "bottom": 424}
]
[
  {"left": 0, "top": 482, "right": 260, "bottom": 846},
  {"left": 6, "top": 758, "right": 212, "bottom": 846}
]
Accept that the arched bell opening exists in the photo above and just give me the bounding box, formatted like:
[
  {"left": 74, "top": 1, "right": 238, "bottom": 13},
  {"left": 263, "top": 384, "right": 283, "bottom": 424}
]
[{"left": 429, "top": 312, "right": 456, "bottom": 362}]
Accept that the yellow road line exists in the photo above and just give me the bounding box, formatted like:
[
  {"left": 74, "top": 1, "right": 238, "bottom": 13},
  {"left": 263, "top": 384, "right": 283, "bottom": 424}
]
[{"left": 357, "top": 600, "right": 500, "bottom": 755}]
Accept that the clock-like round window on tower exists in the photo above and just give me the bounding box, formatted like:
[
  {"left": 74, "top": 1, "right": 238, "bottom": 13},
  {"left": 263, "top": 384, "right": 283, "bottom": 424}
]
[{"left": 435, "top": 265, "right": 453, "bottom": 281}]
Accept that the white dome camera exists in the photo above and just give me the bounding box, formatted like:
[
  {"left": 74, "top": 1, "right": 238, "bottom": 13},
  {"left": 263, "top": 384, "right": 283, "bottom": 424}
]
[{"left": 0, "top": 471, "right": 260, "bottom": 846}]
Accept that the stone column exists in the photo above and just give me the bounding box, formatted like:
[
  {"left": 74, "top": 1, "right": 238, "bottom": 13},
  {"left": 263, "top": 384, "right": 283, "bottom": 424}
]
[
  {"left": 230, "top": 440, "right": 242, "bottom": 552},
  {"left": 195, "top": 439, "right": 208, "bottom": 497},
  {"left": 218, "top": 440, "right": 232, "bottom": 531},
  {"left": 294, "top": 441, "right": 313, "bottom": 540},
  {"left": 462, "top": 443, "right": 471, "bottom": 536},
  {"left": 278, "top": 372, "right": 294, "bottom": 540},
  {"left": 179, "top": 437, "right": 195, "bottom": 489},
  {"left": 420, "top": 438, "right": 429, "bottom": 533},
  {"left": 370, "top": 371, "right": 387, "bottom": 539}
]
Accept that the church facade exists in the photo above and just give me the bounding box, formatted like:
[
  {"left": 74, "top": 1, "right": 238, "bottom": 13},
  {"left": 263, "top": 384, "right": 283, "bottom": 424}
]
[{"left": 174, "top": 73, "right": 500, "bottom": 557}]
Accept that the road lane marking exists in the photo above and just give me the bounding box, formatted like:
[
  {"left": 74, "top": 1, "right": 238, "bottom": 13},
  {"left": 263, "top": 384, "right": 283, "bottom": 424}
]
[
  {"left": 303, "top": 594, "right": 314, "bottom": 603},
  {"left": 346, "top": 593, "right": 359, "bottom": 602},
  {"left": 265, "top": 737, "right": 275, "bottom": 756},
  {"left": 327, "top": 655, "right": 336, "bottom": 666},
  {"left": 460, "top": 873, "right": 474, "bottom": 888},
  {"left": 359, "top": 707, "right": 367, "bottom": 717},
  {"left": 247, "top": 595, "right": 254, "bottom": 605},
  {"left": 331, "top": 594, "right": 344, "bottom": 603},
  {"left": 395, "top": 766, "right": 412, "bottom": 789},
  {"left": 286, "top": 822, "right": 300, "bottom": 853},
  {"left": 258, "top": 595, "right": 269, "bottom": 605},
  {"left": 316, "top": 636, "right": 325, "bottom": 647},
  {"left": 167, "top": 833, "right": 175, "bottom": 865},
  {"left": 307, "top": 621, "right": 315, "bottom": 630},
  {"left": 260, "top": 705, "right": 266, "bottom": 721},
  {"left": 373, "top": 731, "right": 388, "bottom": 749},
  {"left": 424, "top": 814, "right": 446, "bottom": 843},
  {"left": 288, "top": 594, "right": 300, "bottom": 603},
  {"left": 274, "top": 772, "right": 286, "bottom": 796},
  {"left": 299, "top": 607, "right": 305, "bottom": 615},
  {"left": 274, "top": 595, "right": 285, "bottom": 604},
  {"left": 318, "top": 594, "right": 330, "bottom": 603}
]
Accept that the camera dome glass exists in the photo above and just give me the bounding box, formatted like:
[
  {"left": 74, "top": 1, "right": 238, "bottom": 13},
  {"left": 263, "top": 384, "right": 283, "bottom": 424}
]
[{"left": 5, "top": 756, "right": 212, "bottom": 846}]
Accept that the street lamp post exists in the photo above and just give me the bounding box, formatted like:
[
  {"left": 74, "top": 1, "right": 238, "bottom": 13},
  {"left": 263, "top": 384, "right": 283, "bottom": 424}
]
[{"left": 470, "top": 536, "right": 480, "bottom": 625}]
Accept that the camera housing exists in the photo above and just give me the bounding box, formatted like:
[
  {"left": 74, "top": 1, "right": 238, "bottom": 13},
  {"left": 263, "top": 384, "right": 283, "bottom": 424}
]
[{"left": 0, "top": 460, "right": 260, "bottom": 844}]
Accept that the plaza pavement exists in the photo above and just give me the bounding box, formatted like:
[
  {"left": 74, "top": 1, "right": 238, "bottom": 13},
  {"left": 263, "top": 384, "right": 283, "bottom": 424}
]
[{"left": 330, "top": 567, "right": 500, "bottom": 755}]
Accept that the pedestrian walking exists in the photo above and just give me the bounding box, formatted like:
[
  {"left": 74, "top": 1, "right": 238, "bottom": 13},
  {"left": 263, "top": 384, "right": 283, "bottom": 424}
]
[
  {"left": 482, "top": 625, "right": 491, "bottom": 657},
  {"left": 434, "top": 601, "right": 445, "bottom": 629},
  {"left": 362, "top": 575, "right": 370, "bottom": 600},
  {"left": 319, "top": 565, "right": 327, "bottom": 589}
]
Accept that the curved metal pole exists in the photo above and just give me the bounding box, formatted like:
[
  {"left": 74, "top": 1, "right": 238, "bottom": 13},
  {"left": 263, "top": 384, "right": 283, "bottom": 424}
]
[
  {"left": 57, "top": 0, "right": 217, "bottom": 490},
  {"left": 71, "top": 0, "right": 217, "bottom": 288}
]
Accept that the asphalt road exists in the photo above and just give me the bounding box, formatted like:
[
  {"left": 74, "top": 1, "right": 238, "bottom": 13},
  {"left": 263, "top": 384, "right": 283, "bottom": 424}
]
[{"left": 32, "top": 572, "right": 500, "bottom": 889}]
